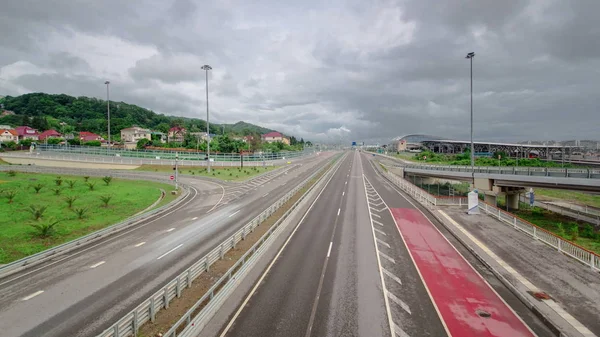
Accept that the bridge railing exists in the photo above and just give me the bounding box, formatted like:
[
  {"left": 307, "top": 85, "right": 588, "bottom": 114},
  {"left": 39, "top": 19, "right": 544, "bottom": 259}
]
[
  {"left": 373, "top": 162, "right": 600, "bottom": 272},
  {"left": 403, "top": 164, "right": 600, "bottom": 179}
]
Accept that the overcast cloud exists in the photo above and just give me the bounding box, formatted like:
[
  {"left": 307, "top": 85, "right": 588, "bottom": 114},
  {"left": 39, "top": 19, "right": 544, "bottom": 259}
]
[{"left": 1, "top": 0, "right": 599, "bottom": 144}]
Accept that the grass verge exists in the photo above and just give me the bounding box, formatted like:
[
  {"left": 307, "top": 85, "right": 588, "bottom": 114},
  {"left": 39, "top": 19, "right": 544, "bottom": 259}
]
[
  {"left": 0, "top": 171, "right": 176, "bottom": 264},
  {"left": 0, "top": 158, "right": 9, "bottom": 165},
  {"left": 136, "top": 161, "right": 334, "bottom": 337},
  {"left": 136, "top": 165, "right": 278, "bottom": 182},
  {"left": 534, "top": 188, "right": 600, "bottom": 209}
]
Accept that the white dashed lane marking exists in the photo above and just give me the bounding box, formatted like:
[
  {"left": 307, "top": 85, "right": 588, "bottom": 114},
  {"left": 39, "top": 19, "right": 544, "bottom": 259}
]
[
  {"left": 89, "top": 261, "right": 106, "bottom": 268},
  {"left": 22, "top": 290, "right": 44, "bottom": 301}
]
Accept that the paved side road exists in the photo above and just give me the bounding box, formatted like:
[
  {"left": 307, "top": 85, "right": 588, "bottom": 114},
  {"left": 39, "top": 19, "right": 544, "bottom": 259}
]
[{"left": 0, "top": 152, "right": 335, "bottom": 337}]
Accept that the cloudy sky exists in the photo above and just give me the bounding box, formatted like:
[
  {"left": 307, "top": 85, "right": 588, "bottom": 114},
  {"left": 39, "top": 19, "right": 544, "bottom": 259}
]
[{"left": 1, "top": 0, "right": 599, "bottom": 144}]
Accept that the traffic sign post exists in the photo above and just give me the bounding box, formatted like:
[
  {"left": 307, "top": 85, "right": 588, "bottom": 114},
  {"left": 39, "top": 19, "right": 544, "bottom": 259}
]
[
  {"left": 170, "top": 175, "right": 174, "bottom": 181},
  {"left": 175, "top": 152, "right": 179, "bottom": 190}
]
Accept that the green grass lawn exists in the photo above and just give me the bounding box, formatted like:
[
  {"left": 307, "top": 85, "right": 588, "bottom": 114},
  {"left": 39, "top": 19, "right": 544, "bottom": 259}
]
[
  {"left": 534, "top": 188, "right": 600, "bottom": 209},
  {"left": 135, "top": 165, "right": 278, "bottom": 182},
  {"left": 0, "top": 171, "right": 177, "bottom": 264},
  {"left": 0, "top": 158, "right": 9, "bottom": 165}
]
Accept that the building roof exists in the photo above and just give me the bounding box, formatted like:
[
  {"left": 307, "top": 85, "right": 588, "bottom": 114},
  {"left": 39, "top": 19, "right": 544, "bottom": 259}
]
[
  {"left": 39, "top": 129, "right": 62, "bottom": 140},
  {"left": 169, "top": 126, "right": 186, "bottom": 132},
  {"left": 81, "top": 135, "right": 101, "bottom": 141},
  {"left": 15, "top": 126, "right": 39, "bottom": 136},
  {"left": 0, "top": 129, "right": 18, "bottom": 136},
  {"left": 262, "top": 131, "right": 283, "bottom": 138},
  {"left": 121, "top": 126, "right": 150, "bottom": 132}
]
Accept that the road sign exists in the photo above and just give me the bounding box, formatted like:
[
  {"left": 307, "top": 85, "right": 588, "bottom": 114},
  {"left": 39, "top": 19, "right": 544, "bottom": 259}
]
[{"left": 170, "top": 175, "right": 174, "bottom": 181}]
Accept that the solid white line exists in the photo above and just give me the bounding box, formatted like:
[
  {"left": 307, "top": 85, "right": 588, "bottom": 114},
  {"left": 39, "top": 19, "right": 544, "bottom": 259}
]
[
  {"left": 206, "top": 181, "right": 226, "bottom": 214},
  {"left": 387, "top": 290, "right": 412, "bottom": 314},
  {"left": 166, "top": 227, "right": 175, "bottom": 232},
  {"left": 134, "top": 242, "right": 146, "bottom": 247},
  {"left": 89, "top": 261, "right": 106, "bottom": 268},
  {"left": 382, "top": 268, "right": 402, "bottom": 285},
  {"left": 374, "top": 228, "right": 387, "bottom": 236},
  {"left": 156, "top": 244, "right": 183, "bottom": 260},
  {"left": 228, "top": 210, "right": 240, "bottom": 218},
  {"left": 337, "top": 208, "right": 341, "bottom": 216},
  {"left": 327, "top": 242, "right": 333, "bottom": 257},
  {"left": 22, "top": 290, "right": 44, "bottom": 301},
  {"left": 192, "top": 216, "right": 198, "bottom": 220},
  {"left": 219, "top": 152, "right": 347, "bottom": 337}
]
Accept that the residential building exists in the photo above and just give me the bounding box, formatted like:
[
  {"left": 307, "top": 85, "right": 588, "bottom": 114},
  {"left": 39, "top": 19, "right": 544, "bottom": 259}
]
[
  {"left": 261, "top": 131, "right": 290, "bottom": 145},
  {"left": 168, "top": 126, "right": 187, "bottom": 143},
  {"left": 190, "top": 131, "right": 209, "bottom": 141},
  {"left": 120, "top": 126, "right": 151, "bottom": 143},
  {"left": 39, "top": 129, "right": 63, "bottom": 141},
  {"left": 79, "top": 131, "right": 103, "bottom": 142},
  {"left": 0, "top": 129, "right": 18, "bottom": 143},
  {"left": 151, "top": 131, "right": 166, "bottom": 143},
  {"left": 15, "top": 126, "right": 39, "bottom": 141}
]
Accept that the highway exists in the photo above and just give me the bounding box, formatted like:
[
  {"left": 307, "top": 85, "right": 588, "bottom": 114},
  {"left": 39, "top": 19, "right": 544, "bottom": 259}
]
[
  {"left": 219, "top": 150, "right": 555, "bottom": 337},
  {"left": 0, "top": 152, "right": 334, "bottom": 337}
]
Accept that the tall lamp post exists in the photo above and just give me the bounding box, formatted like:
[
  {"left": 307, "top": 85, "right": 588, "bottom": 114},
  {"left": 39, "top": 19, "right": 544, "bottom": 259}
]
[
  {"left": 104, "top": 81, "right": 111, "bottom": 150},
  {"left": 465, "top": 52, "right": 475, "bottom": 177},
  {"left": 201, "top": 65, "right": 212, "bottom": 172}
]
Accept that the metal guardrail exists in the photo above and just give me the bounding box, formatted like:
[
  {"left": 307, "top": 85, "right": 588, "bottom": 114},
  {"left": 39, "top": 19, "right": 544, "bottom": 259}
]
[
  {"left": 520, "top": 195, "right": 600, "bottom": 226},
  {"left": 403, "top": 164, "right": 600, "bottom": 179},
  {"left": 36, "top": 144, "right": 315, "bottom": 162},
  {"left": 96, "top": 154, "right": 341, "bottom": 337},
  {"left": 375, "top": 162, "right": 600, "bottom": 272},
  {"left": 0, "top": 186, "right": 190, "bottom": 278}
]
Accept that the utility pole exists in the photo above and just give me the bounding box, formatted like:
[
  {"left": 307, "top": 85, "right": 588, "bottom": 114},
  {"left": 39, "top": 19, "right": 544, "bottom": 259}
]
[
  {"left": 465, "top": 52, "right": 475, "bottom": 179},
  {"left": 175, "top": 152, "right": 179, "bottom": 190},
  {"left": 104, "top": 81, "right": 111, "bottom": 151},
  {"left": 201, "top": 65, "right": 212, "bottom": 172}
]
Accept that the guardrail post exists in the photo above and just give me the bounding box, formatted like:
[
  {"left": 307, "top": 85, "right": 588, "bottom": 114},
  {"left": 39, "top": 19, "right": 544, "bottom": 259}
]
[
  {"left": 533, "top": 227, "right": 537, "bottom": 240},
  {"left": 150, "top": 298, "right": 156, "bottom": 322},
  {"left": 220, "top": 244, "right": 225, "bottom": 259},
  {"left": 164, "top": 289, "right": 169, "bottom": 308},
  {"left": 513, "top": 217, "right": 517, "bottom": 229},
  {"left": 232, "top": 236, "right": 236, "bottom": 249},
  {"left": 113, "top": 324, "right": 119, "bottom": 336},
  {"left": 591, "top": 254, "right": 596, "bottom": 270},
  {"left": 176, "top": 278, "right": 182, "bottom": 297},
  {"left": 498, "top": 209, "right": 501, "bottom": 219},
  {"left": 557, "top": 239, "right": 562, "bottom": 252},
  {"left": 187, "top": 269, "right": 192, "bottom": 287},
  {"left": 133, "top": 310, "right": 139, "bottom": 336},
  {"left": 205, "top": 259, "right": 210, "bottom": 272}
]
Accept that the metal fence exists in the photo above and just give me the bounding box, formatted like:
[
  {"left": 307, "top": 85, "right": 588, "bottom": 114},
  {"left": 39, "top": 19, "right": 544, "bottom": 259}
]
[
  {"left": 519, "top": 194, "right": 600, "bottom": 226},
  {"left": 96, "top": 154, "right": 341, "bottom": 337},
  {"left": 376, "top": 162, "right": 600, "bottom": 272},
  {"left": 404, "top": 164, "right": 600, "bottom": 179},
  {"left": 36, "top": 144, "right": 315, "bottom": 162}
]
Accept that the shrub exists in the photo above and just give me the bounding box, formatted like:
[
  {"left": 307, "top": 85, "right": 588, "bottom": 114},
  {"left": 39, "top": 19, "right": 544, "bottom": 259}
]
[
  {"left": 582, "top": 224, "right": 595, "bottom": 239},
  {"left": 99, "top": 195, "right": 112, "bottom": 208},
  {"left": 32, "top": 183, "right": 45, "bottom": 194},
  {"left": 30, "top": 219, "right": 60, "bottom": 238},
  {"left": 569, "top": 224, "right": 579, "bottom": 241},
  {"left": 51, "top": 188, "right": 62, "bottom": 196},
  {"left": 55, "top": 176, "right": 63, "bottom": 186},
  {"left": 7, "top": 170, "right": 17, "bottom": 177},
  {"left": 66, "top": 180, "right": 76, "bottom": 189},
  {"left": 73, "top": 207, "right": 88, "bottom": 219},
  {"left": 86, "top": 182, "right": 96, "bottom": 191},
  {"left": 556, "top": 223, "right": 566, "bottom": 237},
  {"left": 83, "top": 176, "right": 90, "bottom": 182},
  {"left": 4, "top": 190, "right": 17, "bottom": 203},
  {"left": 102, "top": 176, "right": 113, "bottom": 186},
  {"left": 64, "top": 195, "right": 78, "bottom": 208},
  {"left": 27, "top": 205, "right": 48, "bottom": 220}
]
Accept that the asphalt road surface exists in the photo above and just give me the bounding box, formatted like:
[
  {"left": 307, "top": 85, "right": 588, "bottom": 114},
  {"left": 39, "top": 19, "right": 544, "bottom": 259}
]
[
  {"left": 0, "top": 152, "right": 335, "bottom": 337},
  {"left": 220, "top": 150, "right": 554, "bottom": 337}
]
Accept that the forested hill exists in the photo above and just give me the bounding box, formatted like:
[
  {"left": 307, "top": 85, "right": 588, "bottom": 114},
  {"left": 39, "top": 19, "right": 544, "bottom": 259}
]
[{"left": 0, "top": 93, "right": 275, "bottom": 137}]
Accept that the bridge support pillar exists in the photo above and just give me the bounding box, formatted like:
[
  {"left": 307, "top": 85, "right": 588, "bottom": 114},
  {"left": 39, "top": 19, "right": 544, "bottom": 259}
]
[
  {"left": 484, "top": 193, "right": 497, "bottom": 206},
  {"left": 507, "top": 193, "right": 520, "bottom": 210}
]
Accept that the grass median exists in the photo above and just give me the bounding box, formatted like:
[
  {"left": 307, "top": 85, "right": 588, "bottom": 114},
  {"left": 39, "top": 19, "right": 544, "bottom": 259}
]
[
  {"left": 0, "top": 171, "right": 177, "bottom": 264},
  {"left": 136, "top": 164, "right": 278, "bottom": 182},
  {"left": 137, "top": 160, "right": 334, "bottom": 337}
]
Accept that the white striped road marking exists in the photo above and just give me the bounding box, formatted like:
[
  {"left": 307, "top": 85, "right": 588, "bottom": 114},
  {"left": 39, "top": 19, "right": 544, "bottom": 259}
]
[
  {"left": 263, "top": 193, "right": 269, "bottom": 197},
  {"left": 157, "top": 244, "right": 183, "bottom": 260},
  {"left": 376, "top": 238, "right": 391, "bottom": 248},
  {"left": 192, "top": 217, "right": 198, "bottom": 220},
  {"left": 394, "top": 322, "right": 410, "bottom": 337},
  {"left": 379, "top": 252, "right": 396, "bottom": 264},
  {"left": 337, "top": 208, "right": 341, "bottom": 216},
  {"left": 373, "top": 220, "right": 384, "bottom": 227},
  {"left": 372, "top": 207, "right": 388, "bottom": 213},
  {"left": 372, "top": 213, "right": 381, "bottom": 218},
  {"left": 166, "top": 228, "right": 175, "bottom": 232},
  {"left": 134, "top": 242, "right": 146, "bottom": 247},
  {"left": 342, "top": 191, "right": 345, "bottom": 196},
  {"left": 345, "top": 181, "right": 347, "bottom": 185},
  {"left": 387, "top": 290, "right": 411, "bottom": 314},
  {"left": 89, "top": 261, "right": 106, "bottom": 268},
  {"left": 327, "top": 242, "right": 333, "bottom": 257},
  {"left": 229, "top": 210, "right": 240, "bottom": 218},
  {"left": 382, "top": 268, "right": 402, "bottom": 285},
  {"left": 438, "top": 209, "right": 597, "bottom": 337},
  {"left": 22, "top": 290, "right": 44, "bottom": 301},
  {"left": 374, "top": 228, "right": 387, "bottom": 236},
  {"left": 369, "top": 201, "right": 385, "bottom": 207}
]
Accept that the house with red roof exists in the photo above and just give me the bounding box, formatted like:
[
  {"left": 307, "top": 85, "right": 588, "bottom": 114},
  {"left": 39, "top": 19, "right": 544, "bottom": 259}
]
[
  {"left": 261, "top": 131, "right": 290, "bottom": 145},
  {"left": 168, "top": 126, "right": 187, "bottom": 143},
  {"left": 0, "top": 129, "right": 18, "bottom": 143},
  {"left": 79, "top": 131, "right": 104, "bottom": 142},
  {"left": 15, "top": 126, "right": 39, "bottom": 141},
  {"left": 39, "top": 129, "right": 63, "bottom": 141}
]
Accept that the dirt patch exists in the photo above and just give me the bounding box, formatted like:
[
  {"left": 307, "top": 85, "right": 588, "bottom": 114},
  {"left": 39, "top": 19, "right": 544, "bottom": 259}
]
[{"left": 137, "top": 167, "right": 328, "bottom": 337}]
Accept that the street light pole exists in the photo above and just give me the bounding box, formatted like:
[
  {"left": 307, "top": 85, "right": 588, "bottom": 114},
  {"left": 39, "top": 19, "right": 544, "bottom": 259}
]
[
  {"left": 465, "top": 52, "right": 475, "bottom": 177},
  {"left": 201, "top": 65, "right": 212, "bottom": 172},
  {"left": 104, "top": 81, "right": 111, "bottom": 151}
]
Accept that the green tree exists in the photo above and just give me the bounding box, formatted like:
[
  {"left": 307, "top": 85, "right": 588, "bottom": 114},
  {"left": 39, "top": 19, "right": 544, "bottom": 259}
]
[
  {"left": 137, "top": 138, "right": 151, "bottom": 149},
  {"left": 84, "top": 140, "right": 101, "bottom": 147}
]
